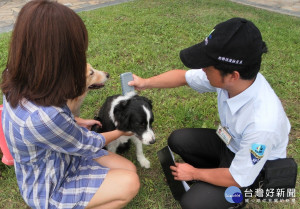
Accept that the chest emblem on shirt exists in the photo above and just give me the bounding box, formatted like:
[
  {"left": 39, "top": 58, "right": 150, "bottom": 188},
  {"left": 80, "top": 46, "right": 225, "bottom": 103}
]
[{"left": 250, "top": 143, "right": 266, "bottom": 165}]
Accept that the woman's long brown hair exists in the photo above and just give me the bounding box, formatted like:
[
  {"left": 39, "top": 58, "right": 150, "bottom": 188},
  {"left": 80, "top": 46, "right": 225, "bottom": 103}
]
[{"left": 1, "top": 0, "right": 88, "bottom": 108}]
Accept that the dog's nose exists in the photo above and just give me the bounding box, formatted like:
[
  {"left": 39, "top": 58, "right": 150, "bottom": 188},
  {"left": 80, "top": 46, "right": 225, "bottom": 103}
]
[
  {"left": 106, "top": 73, "right": 110, "bottom": 78},
  {"left": 149, "top": 139, "right": 155, "bottom": 144}
]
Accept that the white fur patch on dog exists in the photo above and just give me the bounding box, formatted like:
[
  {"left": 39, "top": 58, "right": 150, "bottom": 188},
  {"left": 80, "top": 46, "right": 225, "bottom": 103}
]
[{"left": 141, "top": 105, "right": 155, "bottom": 145}]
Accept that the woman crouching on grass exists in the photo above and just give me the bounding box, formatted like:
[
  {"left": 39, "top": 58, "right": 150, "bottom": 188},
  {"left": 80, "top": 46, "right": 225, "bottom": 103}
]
[{"left": 1, "top": 1, "right": 139, "bottom": 208}]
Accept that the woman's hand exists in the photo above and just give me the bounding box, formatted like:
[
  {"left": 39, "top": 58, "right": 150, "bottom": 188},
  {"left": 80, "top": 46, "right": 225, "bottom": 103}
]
[{"left": 75, "top": 117, "right": 102, "bottom": 130}]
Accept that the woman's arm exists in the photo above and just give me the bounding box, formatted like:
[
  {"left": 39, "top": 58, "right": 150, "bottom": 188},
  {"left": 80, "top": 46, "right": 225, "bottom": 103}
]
[
  {"left": 101, "top": 130, "right": 132, "bottom": 145},
  {"left": 75, "top": 117, "right": 102, "bottom": 130},
  {"left": 75, "top": 117, "right": 132, "bottom": 145}
]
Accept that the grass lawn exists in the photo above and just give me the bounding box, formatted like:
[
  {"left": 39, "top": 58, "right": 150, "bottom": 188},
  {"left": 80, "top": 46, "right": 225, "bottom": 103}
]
[{"left": 0, "top": 0, "right": 299, "bottom": 208}]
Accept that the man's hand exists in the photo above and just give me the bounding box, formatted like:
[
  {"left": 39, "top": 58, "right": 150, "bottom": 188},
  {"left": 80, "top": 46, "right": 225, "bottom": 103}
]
[
  {"left": 128, "top": 74, "right": 148, "bottom": 91},
  {"left": 75, "top": 117, "right": 102, "bottom": 130},
  {"left": 171, "top": 163, "right": 241, "bottom": 187},
  {"left": 170, "top": 162, "right": 196, "bottom": 181}
]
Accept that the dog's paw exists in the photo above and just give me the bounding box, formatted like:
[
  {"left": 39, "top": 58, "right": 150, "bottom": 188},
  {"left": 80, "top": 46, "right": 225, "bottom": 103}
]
[{"left": 139, "top": 157, "right": 150, "bottom": 169}]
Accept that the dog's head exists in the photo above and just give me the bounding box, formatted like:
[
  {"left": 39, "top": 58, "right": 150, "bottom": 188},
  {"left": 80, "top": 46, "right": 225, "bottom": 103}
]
[
  {"left": 67, "top": 64, "right": 109, "bottom": 117},
  {"left": 86, "top": 63, "right": 109, "bottom": 90},
  {"left": 112, "top": 93, "right": 155, "bottom": 145}
]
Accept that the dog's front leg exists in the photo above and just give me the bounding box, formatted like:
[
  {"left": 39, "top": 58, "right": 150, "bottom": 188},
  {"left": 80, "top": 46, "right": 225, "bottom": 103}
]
[{"left": 131, "top": 137, "right": 150, "bottom": 168}]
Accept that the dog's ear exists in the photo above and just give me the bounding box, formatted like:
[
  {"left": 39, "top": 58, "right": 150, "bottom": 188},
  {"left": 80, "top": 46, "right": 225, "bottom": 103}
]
[
  {"left": 114, "top": 100, "right": 131, "bottom": 131},
  {"left": 141, "top": 96, "right": 152, "bottom": 109},
  {"left": 114, "top": 100, "right": 129, "bottom": 113},
  {"left": 116, "top": 113, "right": 131, "bottom": 131}
]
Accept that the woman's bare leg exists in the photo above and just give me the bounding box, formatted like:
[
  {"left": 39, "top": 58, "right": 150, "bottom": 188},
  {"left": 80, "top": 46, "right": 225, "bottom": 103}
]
[
  {"left": 85, "top": 152, "right": 140, "bottom": 209},
  {"left": 94, "top": 151, "right": 137, "bottom": 172}
]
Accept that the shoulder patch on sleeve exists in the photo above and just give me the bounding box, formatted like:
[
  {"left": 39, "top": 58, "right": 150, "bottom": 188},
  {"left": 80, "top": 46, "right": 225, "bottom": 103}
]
[{"left": 250, "top": 143, "right": 266, "bottom": 165}]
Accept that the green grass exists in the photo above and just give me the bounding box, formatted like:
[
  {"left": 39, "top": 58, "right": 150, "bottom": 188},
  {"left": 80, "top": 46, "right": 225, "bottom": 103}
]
[{"left": 0, "top": 0, "right": 299, "bottom": 208}]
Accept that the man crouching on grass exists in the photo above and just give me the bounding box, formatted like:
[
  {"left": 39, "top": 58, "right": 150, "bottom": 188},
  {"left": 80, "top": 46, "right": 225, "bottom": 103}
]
[{"left": 129, "top": 17, "right": 291, "bottom": 209}]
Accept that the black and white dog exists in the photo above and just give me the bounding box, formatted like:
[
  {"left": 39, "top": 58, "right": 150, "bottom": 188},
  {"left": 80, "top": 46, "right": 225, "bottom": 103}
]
[{"left": 92, "top": 92, "right": 155, "bottom": 168}]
